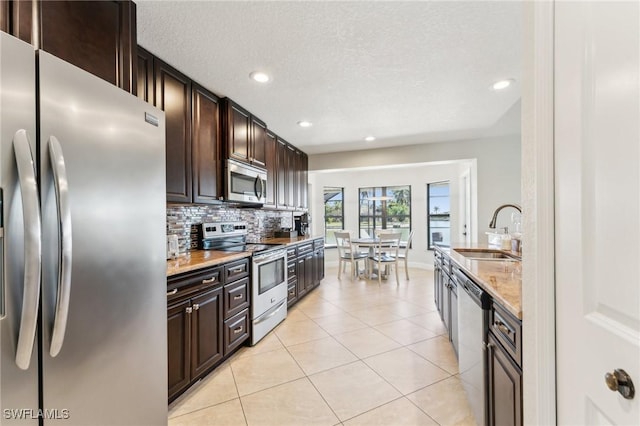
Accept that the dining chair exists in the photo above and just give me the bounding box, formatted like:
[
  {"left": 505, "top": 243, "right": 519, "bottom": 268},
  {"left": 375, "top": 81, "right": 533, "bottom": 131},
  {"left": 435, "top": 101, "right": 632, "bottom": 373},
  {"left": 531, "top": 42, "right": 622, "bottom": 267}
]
[
  {"left": 392, "top": 229, "right": 415, "bottom": 280},
  {"left": 374, "top": 229, "right": 394, "bottom": 237},
  {"left": 367, "top": 232, "right": 402, "bottom": 284},
  {"left": 335, "top": 231, "right": 368, "bottom": 280}
]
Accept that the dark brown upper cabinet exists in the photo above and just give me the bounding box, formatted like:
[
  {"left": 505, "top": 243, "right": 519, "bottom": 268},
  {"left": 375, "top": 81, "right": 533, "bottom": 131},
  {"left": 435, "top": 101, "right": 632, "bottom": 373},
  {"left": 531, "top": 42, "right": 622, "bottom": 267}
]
[
  {"left": 286, "top": 143, "right": 297, "bottom": 209},
  {"left": 192, "top": 83, "right": 223, "bottom": 203},
  {"left": 137, "top": 46, "right": 154, "bottom": 104},
  {"left": 264, "top": 131, "right": 277, "bottom": 208},
  {"left": 223, "top": 98, "right": 267, "bottom": 170},
  {"left": 276, "top": 137, "right": 289, "bottom": 209},
  {"left": 251, "top": 115, "right": 267, "bottom": 168},
  {"left": 155, "top": 57, "right": 192, "bottom": 203},
  {"left": 3, "top": 1, "right": 137, "bottom": 93}
]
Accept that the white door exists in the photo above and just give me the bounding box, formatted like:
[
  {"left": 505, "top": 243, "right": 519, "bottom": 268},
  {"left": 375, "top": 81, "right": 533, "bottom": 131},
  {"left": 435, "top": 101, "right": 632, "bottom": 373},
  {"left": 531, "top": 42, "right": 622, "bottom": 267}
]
[{"left": 555, "top": 1, "right": 640, "bottom": 424}]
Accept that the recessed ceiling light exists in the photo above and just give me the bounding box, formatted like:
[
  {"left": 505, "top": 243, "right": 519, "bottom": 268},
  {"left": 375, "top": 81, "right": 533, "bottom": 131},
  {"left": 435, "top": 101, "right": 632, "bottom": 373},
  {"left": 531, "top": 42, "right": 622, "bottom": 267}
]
[
  {"left": 298, "top": 121, "right": 313, "bottom": 128},
  {"left": 249, "top": 71, "right": 270, "bottom": 83},
  {"left": 364, "top": 136, "right": 376, "bottom": 142},
  {"left": 491, "top": 79, "right": 514, "bottom": 90}
]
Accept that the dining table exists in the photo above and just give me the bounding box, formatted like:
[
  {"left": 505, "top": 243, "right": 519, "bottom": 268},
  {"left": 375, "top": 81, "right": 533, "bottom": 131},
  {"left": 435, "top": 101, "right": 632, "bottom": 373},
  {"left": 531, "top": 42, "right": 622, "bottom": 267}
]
[{"left": 352, "top": 237, "right": 402, "bottom": 279}]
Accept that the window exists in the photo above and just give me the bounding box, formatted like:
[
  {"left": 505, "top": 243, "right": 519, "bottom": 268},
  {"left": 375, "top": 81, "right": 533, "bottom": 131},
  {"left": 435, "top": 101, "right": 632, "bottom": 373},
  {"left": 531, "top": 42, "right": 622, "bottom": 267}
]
[
  {"left": 324, "top": 187, "right": 344, "bottom": 245},
  {"left": 427, "top": 182, "right": 450, "bottom": 248},
  {"left": 359, "top": 186, "right": 411, "bottom": 239}
]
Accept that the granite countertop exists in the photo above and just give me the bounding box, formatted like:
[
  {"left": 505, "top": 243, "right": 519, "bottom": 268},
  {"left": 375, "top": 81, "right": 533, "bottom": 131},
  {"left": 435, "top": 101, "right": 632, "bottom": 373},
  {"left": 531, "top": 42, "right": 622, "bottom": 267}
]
[
  {"left": 438, "top": 244, "right": 522, "bottom": 319},
  {"left": 167, "top": 251, "right": 251, "bottom": 277},
  {"left": 258, "top": 235, "right": 323, "bottom": 246},
  {"left": 166, "top": 235, "right": 324, "bottom": 277}
]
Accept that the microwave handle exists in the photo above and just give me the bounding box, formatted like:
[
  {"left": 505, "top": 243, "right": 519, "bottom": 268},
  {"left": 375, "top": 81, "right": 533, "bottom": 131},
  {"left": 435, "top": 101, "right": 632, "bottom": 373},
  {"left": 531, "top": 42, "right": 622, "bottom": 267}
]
[{"left": 254, "top": 176, "right": 264, "bottom": 199}]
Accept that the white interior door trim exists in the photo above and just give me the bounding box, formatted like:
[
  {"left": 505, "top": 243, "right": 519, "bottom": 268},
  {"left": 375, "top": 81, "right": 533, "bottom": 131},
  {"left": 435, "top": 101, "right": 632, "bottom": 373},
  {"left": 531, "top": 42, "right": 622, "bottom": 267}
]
[{"left": 522, "top": 1, "right": 557, "bottom": 425}]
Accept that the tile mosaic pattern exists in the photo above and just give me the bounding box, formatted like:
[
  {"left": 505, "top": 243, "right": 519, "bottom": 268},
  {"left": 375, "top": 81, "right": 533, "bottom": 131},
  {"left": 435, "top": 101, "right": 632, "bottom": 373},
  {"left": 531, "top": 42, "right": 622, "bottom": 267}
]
[
  {"left": 168, "top": 267, "right": 477, "bottom": 426},
  {"left": 166, "top": 204, "right": 293, "bottom": 253}
]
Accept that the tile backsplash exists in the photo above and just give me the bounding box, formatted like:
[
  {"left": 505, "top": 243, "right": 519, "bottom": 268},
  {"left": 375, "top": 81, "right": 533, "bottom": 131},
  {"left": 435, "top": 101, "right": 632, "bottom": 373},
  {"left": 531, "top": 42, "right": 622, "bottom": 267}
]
[{"left": 167, "top": 204, "right": 293, "bottom": 254}]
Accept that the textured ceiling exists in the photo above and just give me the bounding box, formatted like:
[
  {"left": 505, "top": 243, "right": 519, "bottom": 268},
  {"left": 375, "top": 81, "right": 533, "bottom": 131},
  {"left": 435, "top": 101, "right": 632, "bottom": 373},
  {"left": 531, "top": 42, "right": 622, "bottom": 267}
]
[{"left": 136, "top": 1, "right": 522, "bottom": 154}]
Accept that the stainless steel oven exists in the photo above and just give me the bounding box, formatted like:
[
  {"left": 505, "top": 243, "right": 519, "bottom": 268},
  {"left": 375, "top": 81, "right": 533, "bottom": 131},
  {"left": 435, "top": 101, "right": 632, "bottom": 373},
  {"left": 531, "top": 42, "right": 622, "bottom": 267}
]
[
  {"left": 251, "top": 247, "right": 288, "bottom": 345},
  {"left": 226, "top": 159, "right": 267, "bottom": 204}
]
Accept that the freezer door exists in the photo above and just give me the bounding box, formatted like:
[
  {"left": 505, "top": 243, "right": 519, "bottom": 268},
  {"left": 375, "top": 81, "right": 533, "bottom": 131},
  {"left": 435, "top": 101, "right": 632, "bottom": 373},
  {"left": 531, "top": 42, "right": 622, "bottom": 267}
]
[
  {"left": 0, "top": 33, "right": 39, "bottom": 426},
  {"left": 38, "top": 51, "right": 167, "bottom": 425}
]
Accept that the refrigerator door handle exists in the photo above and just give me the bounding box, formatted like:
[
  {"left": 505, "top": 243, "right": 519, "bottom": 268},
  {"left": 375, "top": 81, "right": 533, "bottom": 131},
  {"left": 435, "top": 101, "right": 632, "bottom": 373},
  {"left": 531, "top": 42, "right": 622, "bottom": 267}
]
[
  {"left": 13, "top": 129, "right": 42, "bottom": 370},
  {"left": 48, "top": 136, "right": 72, "bottom": 357}
]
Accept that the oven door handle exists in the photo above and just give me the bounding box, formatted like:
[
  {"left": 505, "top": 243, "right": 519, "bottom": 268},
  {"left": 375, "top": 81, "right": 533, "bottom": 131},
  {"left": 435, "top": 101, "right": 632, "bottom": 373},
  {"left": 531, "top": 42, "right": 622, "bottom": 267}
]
[
  {"left": 253, "top": 250, "right": 286, "bottom": 266},
  {"left": 253, "top": 299, "right": 287, "bottom": 325}
]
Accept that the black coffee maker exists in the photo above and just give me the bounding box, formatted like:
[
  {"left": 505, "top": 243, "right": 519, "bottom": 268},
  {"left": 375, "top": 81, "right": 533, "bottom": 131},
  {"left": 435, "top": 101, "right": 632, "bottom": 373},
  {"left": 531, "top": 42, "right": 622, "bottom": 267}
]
[{"left": 294, "top": 213, "right": 309, "bottom": 236}]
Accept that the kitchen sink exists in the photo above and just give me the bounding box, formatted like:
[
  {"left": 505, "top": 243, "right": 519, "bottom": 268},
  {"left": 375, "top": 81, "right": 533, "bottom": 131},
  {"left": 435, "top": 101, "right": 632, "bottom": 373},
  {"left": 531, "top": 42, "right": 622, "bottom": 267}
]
[{"left": 453, "top": 249, "right": 520, "bottom": 261}]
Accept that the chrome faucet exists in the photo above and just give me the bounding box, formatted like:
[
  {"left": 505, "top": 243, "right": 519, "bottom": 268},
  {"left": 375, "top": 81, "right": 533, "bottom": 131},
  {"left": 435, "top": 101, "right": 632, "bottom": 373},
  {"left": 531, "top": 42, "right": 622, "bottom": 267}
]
[{"left": 489, "top": 204, "right": 522, "bottom": 229}]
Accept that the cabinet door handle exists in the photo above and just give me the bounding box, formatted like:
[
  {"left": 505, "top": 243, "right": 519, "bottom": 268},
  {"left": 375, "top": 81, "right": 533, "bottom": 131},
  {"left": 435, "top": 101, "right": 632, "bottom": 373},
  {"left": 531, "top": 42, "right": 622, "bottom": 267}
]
[
  {"left": 186, "top": 307, "right": 193, "bottom": 314},
  {"left": 495, "top": 320, "right": 511, "bottom": 335},
  {"left": 202, "top": 276, "right": 217, "bottom": 284},
  {"left": 167, "top": 289, "right": 178, "bottom": 296},
  {"left": 233, "top": 294, "right": 244, "bottom": 300},
  {"left": 233, "top": 326, "right": 243, "bottom": 334},
  {"left": 193, "top": 304, "right": 200, "bottom": 311}
]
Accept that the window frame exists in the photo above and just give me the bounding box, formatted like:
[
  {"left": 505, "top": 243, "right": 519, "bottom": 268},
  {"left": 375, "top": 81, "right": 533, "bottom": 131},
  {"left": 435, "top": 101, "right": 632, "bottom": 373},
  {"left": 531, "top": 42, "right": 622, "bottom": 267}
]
[
  {"left": 323, "top": 187, "right": 344, "bottom": 247},
  {"left": 427, "top": 181, "right": 451, "bottom": 250},
  {"left": 358, "top": 185, "right": 412, "bottom": 240}
]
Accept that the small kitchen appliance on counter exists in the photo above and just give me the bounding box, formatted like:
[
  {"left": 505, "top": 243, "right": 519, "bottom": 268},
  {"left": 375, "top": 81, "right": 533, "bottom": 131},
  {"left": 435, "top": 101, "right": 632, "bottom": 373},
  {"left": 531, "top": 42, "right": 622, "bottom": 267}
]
[
  {"left": 167, "top": 234, "right": 179, "bottom": 259},
  {"left": 294, "top": 213, "right": 310, "bottom": 236}
]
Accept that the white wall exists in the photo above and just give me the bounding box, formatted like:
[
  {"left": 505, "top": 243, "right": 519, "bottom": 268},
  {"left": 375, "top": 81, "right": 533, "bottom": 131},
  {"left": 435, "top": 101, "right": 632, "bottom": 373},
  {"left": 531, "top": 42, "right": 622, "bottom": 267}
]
[
  {"left": 309, "top": 161, "right": 470, "bottom": 267},
  {"left": 309, "top": 134, "right": 522, "bottom": 250}
]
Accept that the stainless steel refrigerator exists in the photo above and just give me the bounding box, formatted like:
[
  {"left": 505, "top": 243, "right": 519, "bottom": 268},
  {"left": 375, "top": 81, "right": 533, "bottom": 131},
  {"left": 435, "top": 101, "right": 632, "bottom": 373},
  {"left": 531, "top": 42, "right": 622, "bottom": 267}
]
[{"left": 0, "top": 32, "right": 167, "bottom": 424}]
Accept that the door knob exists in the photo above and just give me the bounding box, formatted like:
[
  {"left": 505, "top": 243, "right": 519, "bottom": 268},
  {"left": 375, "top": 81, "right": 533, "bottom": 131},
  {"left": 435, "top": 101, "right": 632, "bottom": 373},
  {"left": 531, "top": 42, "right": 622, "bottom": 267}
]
[{"left": 605, "top": 369, "right": 635, "bottom": 400}]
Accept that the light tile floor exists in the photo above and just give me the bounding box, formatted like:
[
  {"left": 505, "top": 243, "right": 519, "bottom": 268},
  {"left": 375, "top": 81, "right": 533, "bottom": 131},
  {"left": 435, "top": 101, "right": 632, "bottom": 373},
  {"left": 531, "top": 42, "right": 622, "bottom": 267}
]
[{"left": 168, "top": 267, "right": 476, "bottom": 426}]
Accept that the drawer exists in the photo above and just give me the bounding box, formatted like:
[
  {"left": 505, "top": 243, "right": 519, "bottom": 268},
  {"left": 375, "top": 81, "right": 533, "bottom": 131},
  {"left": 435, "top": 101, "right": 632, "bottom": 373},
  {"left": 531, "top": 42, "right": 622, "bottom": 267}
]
[
  {"left": 297, "top": 243, "right": 313, "bottom": 256},
  {"left": 287, "top": 281, "right": 298, "bottom": 306},
  {"left": 224, "top": 277, "right": 250, "bottom": 319},
  {"left": 167, "top": 266, "right": 223, "bottom": 303},
  {"left": 287, "top": 247, "right": 297, "bottom": 260},
  {"left": 287, "top": 261, "right": 297, "bottom": 280},
  {"left": 224, "top": 258, "right": 249, "bottom": 283},
  {"left": 224, "top": 309, "right": 249, "bottom": 356},
  {"left": 313, "top": 238, "right": 324, "bottom": 249},
  {"left": 490, "top": 301, "right": 522, "bottom": 367}
]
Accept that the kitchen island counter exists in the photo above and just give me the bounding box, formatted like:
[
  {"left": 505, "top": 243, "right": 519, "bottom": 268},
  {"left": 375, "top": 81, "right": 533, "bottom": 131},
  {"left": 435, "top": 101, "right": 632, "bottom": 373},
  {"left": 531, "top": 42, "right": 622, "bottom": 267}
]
[{"left": 435, "top": 244, "right": 522, "bottom": 319}]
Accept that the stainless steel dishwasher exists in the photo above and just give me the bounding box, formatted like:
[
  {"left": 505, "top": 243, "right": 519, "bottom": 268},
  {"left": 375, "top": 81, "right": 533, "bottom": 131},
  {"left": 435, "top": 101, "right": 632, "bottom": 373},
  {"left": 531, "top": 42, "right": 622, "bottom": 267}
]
[{"left": 454, "top": 267, "right": 490, "bottom": 426}]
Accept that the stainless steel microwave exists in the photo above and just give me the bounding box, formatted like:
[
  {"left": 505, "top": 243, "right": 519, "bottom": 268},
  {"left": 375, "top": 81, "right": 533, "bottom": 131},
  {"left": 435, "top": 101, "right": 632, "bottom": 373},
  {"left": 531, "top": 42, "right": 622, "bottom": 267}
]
[{"left": 226, "top": 159, "right": 267, "bottom": 204}]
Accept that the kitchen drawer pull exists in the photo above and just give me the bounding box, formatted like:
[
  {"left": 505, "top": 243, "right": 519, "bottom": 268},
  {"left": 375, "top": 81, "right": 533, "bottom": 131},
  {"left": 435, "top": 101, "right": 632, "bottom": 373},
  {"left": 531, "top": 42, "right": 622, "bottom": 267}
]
[
  {"left": 186, "top": 307, "right": 193, "bottom": 314},
  {"left": 193, "top": 304, "right": 200, "bottom": 311},
  {"left": 202, "top": 276, "right": 217, "bottom": 284},
  {"left": 495, "top": 320, "right": 512, "bottom": 335},
  {"left": 167, "top": 289, "right": 178, "bottom": 296},
  {"left": 233, "top": 294, "right": 244, "bottom": 300},
  {"left": 233, "top": 326, "right": 243, "bottom": 334},
  {"left": 228, "top": 266, "right": 245, "bottom": 274}
]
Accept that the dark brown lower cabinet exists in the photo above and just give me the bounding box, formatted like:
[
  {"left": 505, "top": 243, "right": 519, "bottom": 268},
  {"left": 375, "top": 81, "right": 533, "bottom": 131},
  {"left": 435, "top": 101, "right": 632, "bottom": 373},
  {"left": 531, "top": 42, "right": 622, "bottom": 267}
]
[
  {"left": 167, "top": 287, "right": 223, "bottom": 402},
  {"left": 287, "top": 239, "right": 324, "bottom": 308},
  {"left": 190, "top": 287, "right": 223, "bottom": 379},
  {"left": 313, "top": 243, "right": 325, "bottom": 284},
  {"left": 487, "top": 332, "right": 522, "bottom": 426},
  {"left": 167, "top": 299, "right": 191, "bottom": 400}
]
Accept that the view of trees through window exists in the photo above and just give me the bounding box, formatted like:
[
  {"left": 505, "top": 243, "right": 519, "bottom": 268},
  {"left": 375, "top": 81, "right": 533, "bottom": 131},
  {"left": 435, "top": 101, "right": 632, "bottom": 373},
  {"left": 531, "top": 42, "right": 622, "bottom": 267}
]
[
  {"left": 359, "top": 186, "right": 411, "bottom": 239},
  {"left": 324, "top": 187, "right": 344, "bottom": 245},
  {"left": 427, "top": 182, "right": 450, "bottom": 248}
]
